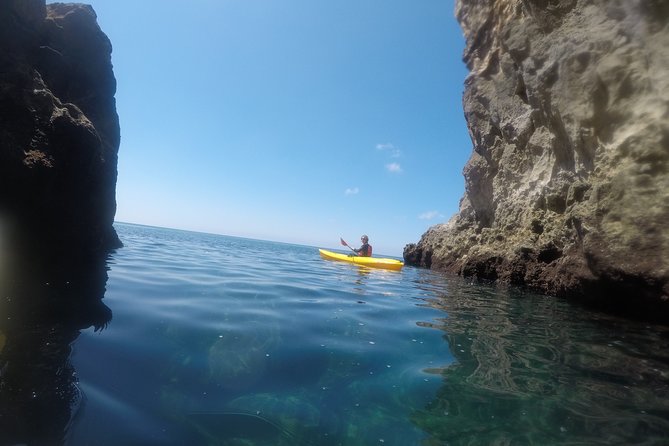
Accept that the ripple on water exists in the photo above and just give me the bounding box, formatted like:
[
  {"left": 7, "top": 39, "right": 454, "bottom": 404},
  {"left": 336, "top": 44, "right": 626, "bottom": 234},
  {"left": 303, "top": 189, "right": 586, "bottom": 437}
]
[{"left": 67, "top": 224, "right": 669, "bottom": 446}]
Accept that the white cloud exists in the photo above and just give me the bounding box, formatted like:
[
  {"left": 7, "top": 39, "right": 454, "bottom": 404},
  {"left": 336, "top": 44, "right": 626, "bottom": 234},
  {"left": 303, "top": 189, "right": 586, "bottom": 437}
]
[
  {"left": 345, "top": 187, "right": 359, "bottom": 195},
  {"left": 376, "top": 143, "right": 401, "bottom": 158},
  {"left": 419, "top": 210, "right": 442, "bottom": 220},
  {"left": 385, "top": 162, "right": 402, "bottom": 173}
]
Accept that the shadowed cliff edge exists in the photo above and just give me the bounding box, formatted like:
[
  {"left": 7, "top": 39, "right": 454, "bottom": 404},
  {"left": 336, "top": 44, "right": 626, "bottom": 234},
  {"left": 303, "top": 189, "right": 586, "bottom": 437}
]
[
  {"left": 0, "top": 0, "right": 121, "bottom": 255},
  {"left": 1, "top": 1, "right": 120, "bottom": 444},
  {"left": 404, "top": 0, "right": 669, "bottom": 321}
]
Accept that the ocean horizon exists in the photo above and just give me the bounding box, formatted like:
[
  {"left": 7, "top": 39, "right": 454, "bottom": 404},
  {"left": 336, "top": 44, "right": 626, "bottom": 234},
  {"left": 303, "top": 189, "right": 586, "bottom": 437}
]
[{"left": 113, "top": 221, "right": 406, "bottom": 260}]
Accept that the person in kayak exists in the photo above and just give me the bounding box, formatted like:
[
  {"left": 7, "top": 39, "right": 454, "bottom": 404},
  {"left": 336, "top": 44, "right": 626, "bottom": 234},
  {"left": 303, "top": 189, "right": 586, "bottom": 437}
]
[{"left": 352, "top": 235, "right": 372, "bottom": 257}]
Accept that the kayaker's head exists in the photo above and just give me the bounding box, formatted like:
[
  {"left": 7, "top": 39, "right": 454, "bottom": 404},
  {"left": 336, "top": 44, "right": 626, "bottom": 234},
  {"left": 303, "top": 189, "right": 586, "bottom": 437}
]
[{"left": 361, "top": 235, "right": 368, "bottom": 243}]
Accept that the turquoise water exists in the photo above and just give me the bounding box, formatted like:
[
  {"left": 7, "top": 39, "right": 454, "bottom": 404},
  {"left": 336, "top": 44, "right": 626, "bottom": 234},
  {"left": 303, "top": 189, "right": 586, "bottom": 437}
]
[{"left": 2, "top": 223, "right": 668, "bottom": 445}]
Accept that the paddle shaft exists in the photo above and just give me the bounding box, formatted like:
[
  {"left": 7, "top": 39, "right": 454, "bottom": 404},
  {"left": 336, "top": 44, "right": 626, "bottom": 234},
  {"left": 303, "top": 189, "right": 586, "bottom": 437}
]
[{"left": 340, "top": 238, "right": 357, "bottom": 253}]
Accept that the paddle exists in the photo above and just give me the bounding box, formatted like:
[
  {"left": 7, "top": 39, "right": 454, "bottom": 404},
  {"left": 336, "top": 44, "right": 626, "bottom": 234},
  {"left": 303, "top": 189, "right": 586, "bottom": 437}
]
[{"left": 340, "top": 237, "right": 357, "bottom": 254}]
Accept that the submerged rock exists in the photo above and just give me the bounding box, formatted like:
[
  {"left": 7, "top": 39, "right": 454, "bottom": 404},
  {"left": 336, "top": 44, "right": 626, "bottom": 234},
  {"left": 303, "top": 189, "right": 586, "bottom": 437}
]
[
  {"left": 207, "top": 332, "right": 271, "bottom": 390},
  {"left": 224, "top": 392, "right": 322, "bottom": 445},
  {"left": 0, "top": 0, "right": 121, "bottom": 257},
  {"left": 405, "top": 0, "right": 669, "bottom": 319}
]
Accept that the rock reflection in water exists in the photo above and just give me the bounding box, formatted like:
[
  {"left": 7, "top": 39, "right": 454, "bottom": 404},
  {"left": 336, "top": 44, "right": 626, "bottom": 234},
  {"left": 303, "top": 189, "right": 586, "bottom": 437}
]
[
  {"left": 410, "top": 276, "right": 669, "bottom": 445},
  {"left": 0, "top": 231, "right": 112, "bottom": 446}
]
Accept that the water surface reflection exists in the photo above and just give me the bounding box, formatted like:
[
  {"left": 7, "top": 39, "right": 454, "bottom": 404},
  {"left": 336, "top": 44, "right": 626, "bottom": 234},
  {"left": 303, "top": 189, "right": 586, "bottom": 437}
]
[
  {"left": 410, "top": 275, "right": 669, "bottom": 445},
  {"left": 0, "top": 234, "right": 112, "bottom": 446}
]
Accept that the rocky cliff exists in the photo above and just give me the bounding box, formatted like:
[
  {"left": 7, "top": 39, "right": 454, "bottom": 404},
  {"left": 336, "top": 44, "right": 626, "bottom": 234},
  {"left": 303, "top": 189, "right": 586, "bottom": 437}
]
[
  {"left": 0, "top": 0, "right": 121, "bottom": 258},
  {"left": 404, "top": 0, "right": 669, "bottom": 318}
]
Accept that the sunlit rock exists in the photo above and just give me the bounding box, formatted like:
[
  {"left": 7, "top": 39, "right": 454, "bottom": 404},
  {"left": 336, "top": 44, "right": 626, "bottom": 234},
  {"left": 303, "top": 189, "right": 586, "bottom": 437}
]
[{"left": 404, "top": 0, "right": 669, "bottom": 319}]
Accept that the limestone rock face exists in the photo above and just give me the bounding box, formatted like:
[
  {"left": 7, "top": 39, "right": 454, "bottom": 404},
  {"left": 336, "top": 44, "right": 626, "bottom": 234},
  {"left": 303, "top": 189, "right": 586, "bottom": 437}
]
[
  {"left": 0, "top": 0, "right": 121, "bottom": 257},
  {"left": 404, "top": 0, "right": 669, "bottom": 318}
]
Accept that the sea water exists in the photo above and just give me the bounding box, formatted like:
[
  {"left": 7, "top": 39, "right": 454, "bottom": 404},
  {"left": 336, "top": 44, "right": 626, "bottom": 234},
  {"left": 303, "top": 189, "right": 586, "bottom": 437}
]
[{"left": 3, "top": 222, "right": 668, "bottom": 445}]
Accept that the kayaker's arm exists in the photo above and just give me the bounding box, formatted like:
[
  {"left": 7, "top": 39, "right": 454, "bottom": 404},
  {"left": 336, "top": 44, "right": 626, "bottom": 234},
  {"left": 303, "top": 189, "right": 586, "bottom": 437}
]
[{"left": 342, "top": 236, "right": 371, "bottom": 257}]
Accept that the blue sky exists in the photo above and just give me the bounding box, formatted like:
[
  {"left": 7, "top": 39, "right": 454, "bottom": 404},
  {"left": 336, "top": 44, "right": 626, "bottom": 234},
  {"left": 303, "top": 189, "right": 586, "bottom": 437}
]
[{"left": 67, "top": 0, "right": 471, "bottom": 256}]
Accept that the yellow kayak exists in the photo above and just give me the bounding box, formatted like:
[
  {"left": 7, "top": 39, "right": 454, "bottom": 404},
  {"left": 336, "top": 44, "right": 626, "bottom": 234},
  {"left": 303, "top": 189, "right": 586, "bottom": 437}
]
[{"left": 319, "top": 249, "right": 404, "bottom": 271}]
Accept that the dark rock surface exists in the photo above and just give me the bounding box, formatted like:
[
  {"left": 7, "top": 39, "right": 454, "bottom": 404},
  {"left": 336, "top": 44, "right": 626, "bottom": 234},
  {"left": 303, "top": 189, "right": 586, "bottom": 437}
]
[
  {"left": 0, "top": 3, "right": 119, "bottom": 441},
  {"left": 405, "top": 0, "right": 669, "bottom": 320},
  {"left": 0, "top": 0, "right": 121, "bottom": 258}
]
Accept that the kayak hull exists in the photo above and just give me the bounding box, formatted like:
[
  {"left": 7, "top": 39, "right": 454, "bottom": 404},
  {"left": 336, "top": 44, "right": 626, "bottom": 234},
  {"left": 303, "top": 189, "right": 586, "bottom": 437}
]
[{"left": 318, "top": 249, "right": 403, "bottom": 271}]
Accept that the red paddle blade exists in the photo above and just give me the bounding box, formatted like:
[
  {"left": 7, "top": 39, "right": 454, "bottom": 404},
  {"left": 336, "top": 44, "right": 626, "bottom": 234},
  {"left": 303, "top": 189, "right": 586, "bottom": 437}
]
[{"left": 340, "top": 238, "right": 348, "bottom": 246}]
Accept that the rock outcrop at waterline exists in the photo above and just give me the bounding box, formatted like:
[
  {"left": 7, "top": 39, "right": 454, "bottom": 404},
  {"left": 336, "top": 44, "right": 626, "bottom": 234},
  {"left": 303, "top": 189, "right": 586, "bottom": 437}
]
[
  {"left": 404, "top": 0, "right": 669, "bottom": 317},
  {"left": 0, "top": 0, "right": 121, "bottom": 255}
]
